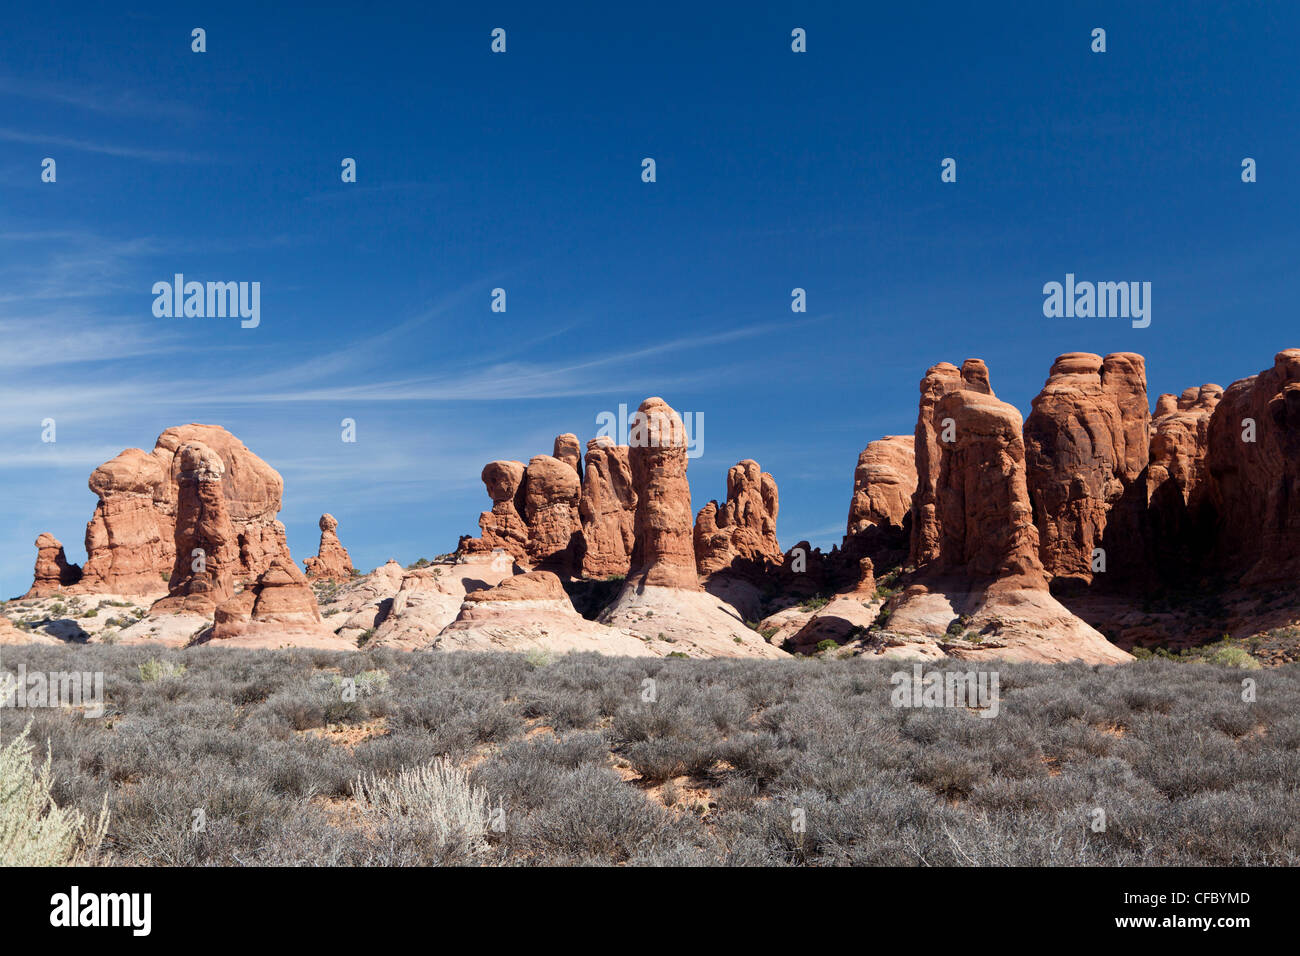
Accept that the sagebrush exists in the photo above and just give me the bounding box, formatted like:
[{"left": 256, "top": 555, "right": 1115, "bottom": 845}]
[{"left": 2, "top": 645, "right": 1297, "bottom": 865}]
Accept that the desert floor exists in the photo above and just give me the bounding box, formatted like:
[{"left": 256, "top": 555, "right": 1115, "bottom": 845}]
[{"left": 2, "top": 645, "right": 1297, "bottom": 866}]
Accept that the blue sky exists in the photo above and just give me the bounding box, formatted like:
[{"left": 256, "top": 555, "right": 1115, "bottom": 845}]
[{"left": 1, "top": 1, "right": 1296, "bottom": 596}]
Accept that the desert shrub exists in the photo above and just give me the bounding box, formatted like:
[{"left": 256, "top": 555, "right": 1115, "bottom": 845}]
[
  {"left": 1, "top": 645, "right": 1297, "bottom": 866},
  {"left": 0, "top": 725, "right": 108, "bottom": 865},
  {"left": 472, "top": 732, "right": 607, "bottom": 809},
  {"left": 624, "top": 736, "right": 719, "bottom": 782},
  {"left": 911, "top": 752, "right": 992, "bottom": 799},
  {"left": 517, "top": 687, "right": 599, "bottom": 730},
  {"left": 721, "top": 731, "right": 797, "bottom": 786},
  {"left": 353, "top": 758, "right": 490, "bottom": 862},
  {"left": 139, "top": 658, "right": 187, "bottom": 682},
  {"left": 392, "top": 686, "right": 519, "bottom": 748},
  {"left": 873, "top": 566, "right": 904, "bottom": 601},
  {"left": 508, "top": 764, "right": 671, "bottom": 862},
  {"left": 522, "top": 648, "right": 554, "bottom": 670},
  {"left": 1199, "top": 644, "right": 1261, "bottom": 669}
]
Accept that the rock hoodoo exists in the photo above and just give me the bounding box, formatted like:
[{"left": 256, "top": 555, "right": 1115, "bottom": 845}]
[
  {"left": 1206, "top": 349, "right": 1300, "bottom": 585},
  {"left": 76, "top": 424, "right": 291, "bottom": 594},
  {"left": 27, "top": 347, "right": 1300, "bottom": 664},
  {"left": 461, "top": 437, "right": 638, "bottom": 579},
  {"left": 1023, "top": 352, "right": 1150, "bottom": 586},
  {"left": 211, "top": 556, "right": 342, "bottom": 647},
  {"left": 879, "top": 361, "right": 1131, "bottom": 664},
  {"left": 910, "top": 360, "right": 993, "bottom": 567},
  {"left": 847, "top": 436, "right": 916, "bottom": 538},
  {"left": 623, "top": 397, "right": 699, "bottom": 590},
  {"left": 150, "top": 441, "right": 240, "bottom": 615},
  {"left": 1143, "top": 382, "right": 1223, "bottom": 572},
  {"left": 522, "top": 454, "right": 583, "bottom": 574},
  {"left": 932, "top": 389, "right": 1045, "bottom": 583},
  {"left": 578, "top": 437, "right": 637, "bottom": 577},
  {"left": 304, "top": 513, "right": 354, "bottom": 581},
  {"left": 552, "top": 433, "right": 583, "bottom": 477},
  {"left": 24, "top": 533, "right": 82, "bottom": 598},
  {"left": 843, "top": 434, "right": 916, "bottom": 574},
  {"left": 693, "top": 459, "right": 780, "bottom": 577},
  {"left": 462, "top": 460, "right": 530, "bottom": 561}
]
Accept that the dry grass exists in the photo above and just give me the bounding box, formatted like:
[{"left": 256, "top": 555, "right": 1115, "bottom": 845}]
[{"left": 3, "top": 644, "right": 1298, "bottom": 866}]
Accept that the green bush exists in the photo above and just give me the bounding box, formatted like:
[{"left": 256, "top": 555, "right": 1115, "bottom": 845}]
[
  {"left": 0, "top": 724, "right": 108, "bottom": 866},
  {"left": 139, "top": 658, "right": 187, "bottom": 682},
  {"left": 1200, "top": 645, "right": 1261, "bottom": 670}
]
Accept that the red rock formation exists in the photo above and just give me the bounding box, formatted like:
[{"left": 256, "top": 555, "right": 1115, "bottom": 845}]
[
  {"left": 578, "top": 437, "right": 636, "bottom": 577},
  {"left": 693, "top": 460, "right": 780, "bottom": 576},
  {"left": 910, "top": 360, "right": 994, "bottom": 567},
  {"left": 692, "top": 503, "right": 728, "bottom": 575},
  {"left": 211, "top": 557, "right": 340, "bottom": 646},
  {"left": 958, "top": 358, "right": 993, "bottom": 395},
  {"left": 235, "top": 522, "right": 293, "bottom": 584},
  {"left": 461, "top": 460, "right": 530, "bottom": 561},
  {"left": 1141, "top": 382, "right": 1223, "bottom": 577},
  {"left": 853, "top": 557, "right": 876, "bottom": 595},
  {"left": 1023, "top": 352, "right": 1149, "bottom": 585},
  {"left": 151, "top": 442, "right": 240, "bottom": 614},
  {"left": 1148, "top": 383, "right": 1222, "bottom": 508},
  {"left": 522, "top": 454, "right": 582, "bottom": 573},
  {"left": 885, "top": 377, "right": 1127, "bottom": 664},
  {"left": 1206, "top": 349, "right": 1300, "bottom": 584},
  {"left": 364, "top": 554, "right": 518, "bottom": 650},
  {"left": 625, "top": 397, "right": 699, "bottom": 589},
  {"left": 463, "top": 570, "right": 568, "bottom": 603},
  {"left": 77, "top": 424, "right": 290, "bottom": 593},
  {"left": 847, "top": 436, "right": 916, "bottom": 537},
  {"left": 435, "top": 570, "right": 655, "bottom": 655},
  {"left": 24, "top": 533, "right": 82, "bottom": 597},
  {"left": 78, "top": 448, "right": 175, "bottom": 594},
  {"left": 552, "top": 434, "right": 583, "bottom": 478},
  {"left": 933, "top": 389, "right": 1044, "bottom": 584},
  {"left": 1101, "top": 352, "right": 1151, "bottom": 482},
  {"left": 304, "top": 513, "right": 355, "bottom": 581}
]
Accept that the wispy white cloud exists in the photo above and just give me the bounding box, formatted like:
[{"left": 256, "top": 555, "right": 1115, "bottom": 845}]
[
  {"left": 0, "top": 76, "right": 200, "bottom": 122},
  {"left": 0, "top": 231, "right": 161, "bottom": 303},
  {"left": 0, "top": 315, "right": 183, "bottom": 369},
  {"left": 0, "top": 126, "right": 200, "bottom": 163},
  {"left": 0, "top": 445, "right": 139, "bottom": 469},
  {"left": 232, "top": 319, "right": 797, "bottom": 404}
]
